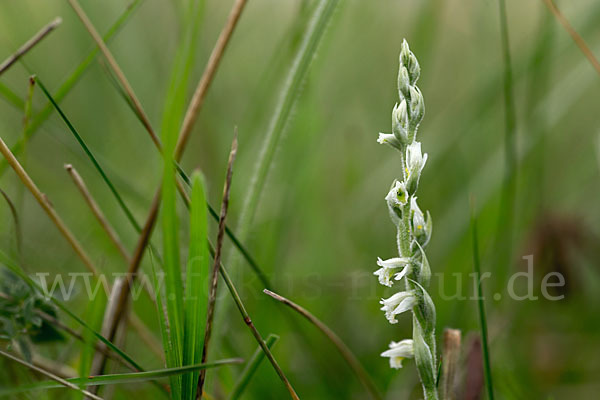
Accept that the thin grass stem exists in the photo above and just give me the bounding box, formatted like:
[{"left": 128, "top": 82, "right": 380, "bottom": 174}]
[
  {"left": 174, "top": 0, "right": 248, "bottom": 160},
  {"left": 0, "top": 349, "right": 104, "bottom": 400},
  {"left": 234, "top": 0, "right": 339, "bottom": 266},
  {"left": 263, "top": 289, "right": 382, "bottom": 400},
  {"left": 66, "top": 0, "right": 160, "bottom": 148},
  {"left": 542, "top": 0, "right": 600, "bottom": 76},
  {"left": 228, "top": 334, "right": 279, "bottom": 400},
  {"left": 471, "top": 199, "right": 495, "bottom": 400},
  {"left": 64, "top": 164, "right": 131, "bottom": 262},
  {"left": 197, "top": 132, "right": 237, "bottom": 396},
  {"left": 0, "top": 135, "right": 98, "bottom": 276},
  {"left": 0, "top": 17, "right": 62, "bottom": 75}
]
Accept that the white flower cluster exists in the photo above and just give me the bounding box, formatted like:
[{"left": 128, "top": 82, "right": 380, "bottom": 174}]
[{"left": 374, "top": 40, "right": 438, "bottom": 399}]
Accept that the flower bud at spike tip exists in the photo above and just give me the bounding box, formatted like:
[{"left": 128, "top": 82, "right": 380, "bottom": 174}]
[
  {"left": 400, "top": 39, "right": 420, "bottom": 85},
  {"left": 392, "top": 101, "right": 409, "bottom": 143}
]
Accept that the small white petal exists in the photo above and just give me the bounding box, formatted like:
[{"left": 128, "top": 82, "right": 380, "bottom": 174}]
[
  {"left": 379, "top": 291, "right": 416, "bottom": 324},
  {"left": 373, "top": 267, "right": 394, "bottom": 287},
  {"left": 381, "top": 339, "right": 414, "bottom": 369}
]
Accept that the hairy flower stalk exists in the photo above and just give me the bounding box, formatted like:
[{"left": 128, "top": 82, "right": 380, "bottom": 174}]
[{"left": 375, "top": 40, "right": 438, "bottom": 399}]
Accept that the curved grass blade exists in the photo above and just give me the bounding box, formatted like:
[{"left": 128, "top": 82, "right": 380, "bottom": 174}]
[
  {"left": 542, "top": 0, "right": 600, "bottom": 76},
  {"left": 35, "top": 77, "right": 140, "bottom": 232},
  {"left": 494, "top": 0, "right": 517, "bottom": 289},
  {"left": 77, "top": 290, "right": 106, "bottom": 398},
  {"left": 263, "top": 289, "right": 382, "bottom": 400},
  {"left": 0, "top": 350, "right": 103, "bottom": 400},
  {"left": 217, "top": 265, "right": 299, "bottom": 400},
  {"left": 228, "top": 334, "right": 279, "bottom": 400},
  {"left": 0, "top": 358, "right": 243, "bottom": 396},
  {"left": 0, "top": 188, "right": 22, "bottom": 260},
  {"left": 470, "top": 200, "right": 495, "bottom": 400},
  {"left": 234, "top": 0, "right": 340, "bottom": 267},
  {"left": 0, "top": 17, "right": 62, "bottom": 76},
  {"left": 0, "top": 82, "right": 24, "bottom": 108}
]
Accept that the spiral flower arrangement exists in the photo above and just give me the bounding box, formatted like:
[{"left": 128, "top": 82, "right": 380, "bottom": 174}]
[{"left": 375, "top": 40, "right": 438, "bottom": 400}]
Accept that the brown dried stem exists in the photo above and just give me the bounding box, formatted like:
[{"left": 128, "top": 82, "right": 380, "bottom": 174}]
[{"left": 0, "top": 17, "right": 62, "bottom": 75}]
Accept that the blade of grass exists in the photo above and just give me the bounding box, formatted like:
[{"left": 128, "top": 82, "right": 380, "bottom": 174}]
[
  {"left": 0, "top": 188, "right": 22, "bottom": 262},
  {"left": 160, "top": 121, "right": 185, "bottom": 398},
  {"left": 0, "top": 358, "right": 244, "bottom": 396},
  {"left": 173, "top": 0, "right": 247, "bottom": 160},
  {"left": 542, "top": 0, "right": 600, "bottom": 76},
  {"left": 198, "top": 133, "right": 237, "bottom": 395},
  {"left": 494, "top": 0, "right": 517, "bottom": 288},
  {"left": 66, "top": 0, "right": 160, "bottom": 148},
  {"left": 470, "top": 199, "right": 495, "bottom": 400},
  {"left": 65, "top": 164, "right": 131, "bottom": 262},
  {"left": 183, "top": 171, "right": 210, "bottom": 400},
  {"left": 234, "top": 0, "right": 339, "bottom": 270},
  {"left": 228, "top": 334, "right": 279, "bottom": 400},
  {"left": 77, "top": 289, "right": 106, "bottom": 399},
  {"left": 35, "top": 77, "right": 140, "bottom": 232},
  {"left": 217, "top": 263, "right": 299, "bottom": 399},
  {"left": 63, "top": 163, "right": 164, "bottom": 366},
  {"left": 156, "top": 2, "right": 207, "bottom": 395},
  {"left": 0, "top": 350, "right": 103, "bottom": 400},
  {"left": 34, "top": 308, "right": 134, "bottom": 369},
  {"left": 0, "top": 135, "right": 98, "bottom": 276},
  {"left": 22, "top": 76, "right": 35, "bottom": 135},
  {"left": 263, "top": 289, "right": 382, "bottom": 400},
  {"left": 0, "top": 17, "right": 62, "bottom": 75},
  {"left": 0, "top": 0, "right": 144, "bottom": 175},
  {"left": 88, "top": 278, "right": 125, "bottom": 392},
  {"left": 0, "top": 82, "right": 24, "bottom": 108},
  {"left": 160, "top": 140, "right": 299, "bottom": 398}
]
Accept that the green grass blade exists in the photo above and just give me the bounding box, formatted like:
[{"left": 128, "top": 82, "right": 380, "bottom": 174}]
[
  {"left": 235, "top": 0, "right": 340, "bottom": 264},
  {"left": 470, "top": 202, "right": 495, "bottom": 400},
  {"left": 494, "top": 0, "right": 517, "bottom": 285},
  {"left": 229, "top": 334, "right": 279, "bottom": 400},
  {"left": 0, "top": 350, "right": 103, "bottom": 400},
  {"left": 182, "top": 172, "right": 209, "bottom": 399},
  {"left": 35, "top": 77, "right": 141, "bottom": 231},
  {"left": 0, "top": 82, "right": 24, "bottom": 109},
  {"left": 76, "top": 293, "right": 106, "bottom": 400},
  {"left": 161, "top": 127, "right": 184, "bottom": 397},
  {"left": 0, "top": 0, "right": 144, "bottom": 176},
  {"left": 0, "top": 358, "right": 243, "bottom": 396},
  {"left": 158, "top": 1, "right": 205, "bottom": 396}
]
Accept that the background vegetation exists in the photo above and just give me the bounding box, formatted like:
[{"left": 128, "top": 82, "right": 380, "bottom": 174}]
[{"left": 1, "top": 0, "right": 599, "bottom": 398}]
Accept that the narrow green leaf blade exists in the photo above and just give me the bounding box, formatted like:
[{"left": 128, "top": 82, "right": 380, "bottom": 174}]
[
  {"left": 0, "top": 358, "right": 243, "bottom": 396},
  {"left": 182, "top": 171, "right": 209, "bottom": 399},
  {"left": 229, "top": 334, "right": 279, "bottom": 400}
]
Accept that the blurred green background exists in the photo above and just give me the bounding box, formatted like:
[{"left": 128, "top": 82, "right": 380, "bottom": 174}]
[{"left": 1, "top": 0, "right": 600, "bottom": 398}]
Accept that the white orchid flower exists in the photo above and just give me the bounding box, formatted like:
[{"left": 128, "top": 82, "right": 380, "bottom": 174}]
[
  {"left": 379, "top": 290, "right": 416, "bottom": 324},
  {"left": 381, "top": 339, "right": 414, "bottom": 369},
  {"left": 405, "top": 141, "right": 427, "bottom": 193},
  {"left": 374, "top": 257, "right": 410, "bottom": 287}
]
